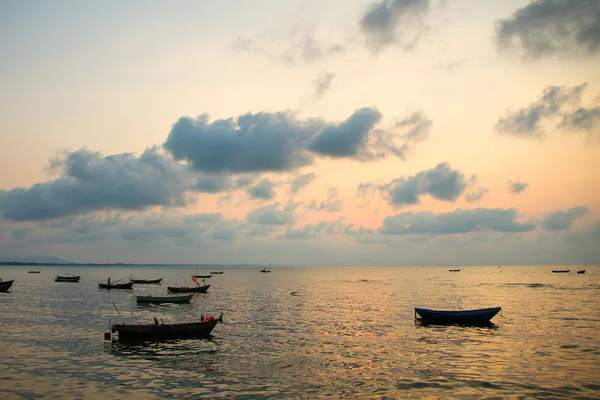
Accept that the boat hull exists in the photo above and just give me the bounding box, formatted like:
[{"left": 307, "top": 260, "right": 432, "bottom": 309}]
[
  {"left": 577, "top": 270, "right": 586, "bottom": 274},
  {"left": 415, "top": 307, "right": 501, "bottom": 325},
  {"left": 112, "top": 317, "right": 221, "bottom": 342},
  {"left": 55, "top": 276, "right": 80, "bottom": 282},
  {"left": 167, "top": 285, "right": 210, "bottom": 293},
  {"left": 0, "top": 280, "right": 14, "bottom": 292},
  {"left": 552, "top": 270, "right": 570, "bottom": 273},
  {"left": 99, "top": 282, "right": 134, "bottom": 290},
  {"left": 131, "top": 278, "right": 163, "bottom": 284},
  {"left": 136, "top": 294, "right": 194, "bottom": 304}
]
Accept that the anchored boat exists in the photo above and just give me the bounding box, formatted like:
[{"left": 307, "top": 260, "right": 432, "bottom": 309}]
[
  {"left": 111, "top": 314, "right": 222, "bottom": 342},
  {"left": 136, "top": 294, "right": 194, "bottom": 304},
  {"left": 415, "top": 306, "right": 501, "bottom": 325}
]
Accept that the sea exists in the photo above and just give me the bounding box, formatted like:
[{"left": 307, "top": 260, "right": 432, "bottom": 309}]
[{"left": 0, "top": 265, "right": 598, "bottom": 399}]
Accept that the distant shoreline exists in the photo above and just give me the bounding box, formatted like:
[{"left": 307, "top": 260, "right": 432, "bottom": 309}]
[{"left": 1, "top": 261, "right": 268, "bottom": 267}]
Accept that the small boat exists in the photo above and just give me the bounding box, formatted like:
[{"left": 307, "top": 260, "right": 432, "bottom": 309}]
[
  {"left": 260, "top": 268, "right": 271, "bottom": 273},
  {"left": 577, "top": 270, "right": 586, "bottom": 274},
  {"left": 449, "top": 269, "right": 461, "bottom": 272},
  {"left": 210, "top": 271, "right": 224, "bottom": 274},
  {"left": 131, "top": 278, "right": 163, "bottom": 284},
  {"left": 99, "top": 281, "right": 134, "bottom": 290},
  {"left": 55, "top": 275, "right": 80, "bottom": 282},
  {"left": 552, "top": 270, "right": 570, "bottom": 273},
  {"left": 193, "top": 275, "right": 212, "bottom": 279},
  {"left": 167, "top": 284, "right": 210, "bottom": 293},
  {"left": 0, "top": 280, "right": 14, "bottom": 292},
  {"left": 415, "top": 306, "right": 501, "bottom": 325},
  {"left": 136, "top": 293, "right": 194, "bottom": 304},
  {"left": 28, "top": 271, "right": 41, "bottom": 274},
  {"left": 111, "top": 314, "right": 222, "bottom": 342}
]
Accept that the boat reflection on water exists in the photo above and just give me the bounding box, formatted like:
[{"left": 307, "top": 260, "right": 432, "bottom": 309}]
[{"left": 415, "top": 320, "right": 499, "bottom": 330}]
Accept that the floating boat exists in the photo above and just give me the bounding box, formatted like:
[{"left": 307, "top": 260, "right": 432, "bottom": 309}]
[
  {"left": 136, "top": 293, "right": 194, "bottom": 304},
  {"left": 577, "top": 270, "right": 586, "bottom": 274},
  {"left": 552, "top": 270, "right": 570, "bottom": 273},
  {"left": 167, "top": 284, "right": 210, "bottom": 293},
  {"left": 0, "top": 280, "right": 14, "bottom": 292},
  {"left": 131, "top": 278, "right": 163, "bottom": 284},
  {"left": 99, "top": 281, "right": 134, "bottom": 290},
  {"left": 111, "top": 314, "right": 222, "bottom": 342},
  {"left": 28, "top": 271, "right": 41, "bottom": 274},
  {"left": 193, "top": 275, "right": 212, "bottom": 279},
  {"left": 260, "top": 268, "right": 271, "bottom": 273},
  {"left": 210, "top": 271, "right": 224, "bottom": 274},
  {"left": 415, "top": 306, "right": 501, "bottom": 325},
  {"left": 449, "top": 269, "right": 461, "bottom": 272},
  {"left": 55, "top": 275, "right": 80, "bottom": 282}
]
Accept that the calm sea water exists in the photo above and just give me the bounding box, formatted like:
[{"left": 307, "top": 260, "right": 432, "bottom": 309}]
[{"left": 0, "top": 265, "right": 599, "bottom": 399}]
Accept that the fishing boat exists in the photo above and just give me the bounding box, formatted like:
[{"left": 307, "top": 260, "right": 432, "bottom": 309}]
[
  {"left": 55, "top": 275, "right": 80, "bottom": 282},
  {"left": 552, "top": 270, "right": 570, "bottom": 273},
  {"left": 0, "top": 280, "right": 14, "bottom": 292},
  {"left": 131, "top": 278, "right": 163, "bottom": 284},
  {"left": 449, "top": 269, "right": 461, "bottom": 272},
  {"left": 193, "top": 275, "right": 212, "bottom": 279},
  {"left": 415, "top": 306, "right": 501, "bottom": 325},
  {"left": 136, "top": 293, "right": 194, "bottom": 304},
  {"left": 210, "top": 271, "right": 224, "bottom": 274},
  {"left": 577, "top": 270, "right": 586, "bottom": 274},
  {"left": 28, "top": 271, "right": 41, "bottom": 274},
  {"left": 111, "top": 314, "right": 222, "bottom": 342},
  {"left": 260, "top": 268, "right": 270, "bottom": 273},
  {"left": 99, "top": 281, "right": 134, "bottom": 290},
  {"left": 167, "top": 284, "right": 210, "bottom": 293}
]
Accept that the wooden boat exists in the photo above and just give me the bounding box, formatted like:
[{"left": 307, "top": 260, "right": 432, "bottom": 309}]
[
  {"left": 415, "top": 306, "right": 501, "bottom": 324},
  {"left": 111, "top": 314, "right": 222, "bottom": 342},
  {"left": 55, "top": 275, "right": 80, "bottom": 282},
  {"left": 210, "top": 271, "right": 224, "bottom": 274},
  {"left": 131, "top": 278, "right": 163, "bottom": 284},
  {"left": 193, "top": 275, "right": 211, "bottom": 279},
  {"left": 168, "top": 284, "right": 210, "bottom": 293},
  {"left": 577, "top": 270, "right": 586, "bottom": 274},
  {"left": 0, "top": 280, "right": 14, "bottom": 292},
  {"left": 28, "top": 271, "right": 41, "bottom": 274},
  {"left": 552, "top": 270, "right": 570, "bottom": 273},
  {"left": 449, "top": 269, "right": 461, "bottom": 272},
  {"left": 99, "top": 281, "right": 134, "bottom": 290},
  {"left": 136, "top": 293, "right": 194, "bottom": 304},
  {"left": 260, "top": 268, "right": 270, "bottom": 273}
]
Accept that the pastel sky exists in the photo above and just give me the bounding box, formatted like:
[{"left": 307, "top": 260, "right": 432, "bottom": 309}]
[{"left": 1, "top": 0, "right": 599, "bottom": 265}]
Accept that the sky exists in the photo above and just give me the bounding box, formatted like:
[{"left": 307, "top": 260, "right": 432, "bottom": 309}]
[{"left": 0, "top": 0, "right": 599, "bottom": 265}]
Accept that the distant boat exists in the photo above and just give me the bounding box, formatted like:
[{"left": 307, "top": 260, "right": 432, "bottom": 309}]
[
  {"left": 28, "top": 271, "right": 41, "bottom": 274},
  {"left": 0, "top": 280, "right": 14, "bottom": 292},
  {"left": 449, "top": 269, "right": 461, "bottom": 272},
  {"left": 552, "top": 270, "right": 570, "bottom": 273},
  {"left": 131, "top": 278, "right": 162, "bottom": 284},
  {"left": 577, "top": 270, "right": 586, "bottom": 274},
  {"left": 99, "top": 281, "right": 134, "bottom": 290},
  {"left": 260, "top": 268, "right": 271, "bottom": 273},
  {"left": 415, "top": 307, "right": 501, "bottom": 325},
  {"left": 193, "top": 275, "right": 212, "bottom": 279},
  {"left": 210, "top": 271, "right": 224, "bottom": 274},
  {"left": 55, "top": 275, "right": 80, "bottom": 282},
  {"left": 167, "top": 284, "right": 210, "bottom": 293},
  {"left": 136, "top": 293, "right": 194, "bottom": 304},
  {"left": 111, "top": 314, "right": 222, "bottom": 342}
]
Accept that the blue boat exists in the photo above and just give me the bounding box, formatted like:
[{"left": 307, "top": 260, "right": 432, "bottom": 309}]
[{"left": 415, "top": 306, "right": 501, "bottom": 324}]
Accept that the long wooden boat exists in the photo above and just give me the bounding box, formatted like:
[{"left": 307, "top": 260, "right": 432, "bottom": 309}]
[
  {"left": 210, "top": 271, "right": 224, "bottom": 274},
  {"left": 193, "top": 275, "right": 211, "bottom": 279},
  {"left": 260, "top": 269, "right": 270, "bottom": 273},
  {"left": 0, "top": 280, "right": 14, "bottom": 292},
  {"left": 577, "top": 270, "right": 586, "bottom": 274},
  {"left": 99, "top": 281, "right": 134, "bottom": 290},
  {"left": 449, "top": 269, "right": 461, "bottom": 272},
  {"left": 28, "top": 271, "right": 41, "bottom": 274},
  {"left": 111, "top": 314, "right": 222, "bottom": 342},
  {"left": 136, "top": 293, "right": 194, "bottom": 304},
  {"left": 552, "top": 270, "right": 570, "bottom": 273},
  {"left": 131, "top": 278, "right": 163, "bottom": 284},
  {"left": 168, "top": 284, "right": 210, "bottom": 293},
  {"left": 55, "top": 275, "right": 80, "bottom": 282},
  {"left": 415, "top": 306, "right": 501, "bottom": 324}
]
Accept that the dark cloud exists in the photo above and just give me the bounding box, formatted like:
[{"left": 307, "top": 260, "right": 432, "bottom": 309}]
[
  {"left": 248, "top": 179, "right": 277, "bottom": 200},
  {"left": 495, "top": 84, "right": 587, "bottom": 138},
  {"left": 289, "top": 173, "right": 316, "bottom": 194},
  {"left": 496, "top": 0, "right": 600, "bottom": 58},
  {"left": 246, "top": 203, "right": 296, "bottom": 226},
  {"left": 381, "top": 208, "right": 536, "bottom": 235},
  {"left": 560, "top": 107, "right": 600, "bottom": 132},
  {"left": 507, "top": 180, "right": 529, "bottom": 194},
  {"left": 0, "top": 148, "right": 190, "bottom": 221},
  {"left": 542, "top": 206, "right": 589, "bottom": 231},
  {"left": 378, "top": 162, "right": 470, "bottom": 207},
  {"left": 312, "top": 72, "right": 335, "bottom": 99},
  {"left": 360, "top": 0, "right": 430, "bottom": 53},
  {"left": 195, "top": 176, "right": 232, "bottom": 193}
]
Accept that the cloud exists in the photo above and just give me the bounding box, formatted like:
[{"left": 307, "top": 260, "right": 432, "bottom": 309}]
[
  {"left": 360, "top": 0, "right": 430, "bottom": 53},
  {"left": 312, "top": 72, "right": 335, "bottom": 99},
  {"left": 507, "top": 180, "right": 529, "bottom": 194},
  {"left": 380, "top": 208, "right": 536, "bottom": 235},
  {"left": 0, "top": 148, "right": 191, "bottom": 221},
  {"left": 195, "top": 176, "right": 232, "bottom": 193},
  {"left": 378, "top": 162, "right": 470, "bottom": 207},
  {"left": 307, "top": 187, "right": 345, "bottom": 212},
  {"left": 542, "top": 206, "right": 590, "bottom": 231},
  {"left": 289, "top": 173, "right": 316, "bottom": 194},
  {"left": 559, "top": 107, "right": 600, "bottom": 132},
  {"left": 465, "top": 188, "right": 488, "bottom": 203},
  {"left": 380, "top": 111, "right": 432, "bottom": 160},
  {"left": 495, "top": 84, "right": 587, "bottom": 138},
  {"left": 246, "top": 203, "right": 296, "bottom": 226},
  {"left": 248, "top": 179, "right": 277, "bottom": 200},
  {"left": 281, "top": 221, "right": 328, "bottom": 239},
  {"left": 496, "top": 0, "right": 600, "bottom": 58}
]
